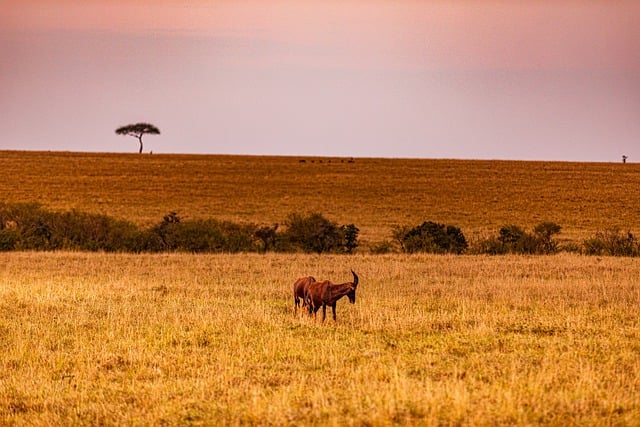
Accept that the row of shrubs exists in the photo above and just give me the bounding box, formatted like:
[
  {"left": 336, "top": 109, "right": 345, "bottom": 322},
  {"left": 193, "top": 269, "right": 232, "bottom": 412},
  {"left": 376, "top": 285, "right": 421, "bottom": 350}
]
[
  {"left": 0, "top": 204, "right": 359, "bottom": 254},
  {"left": 0, "top": 203, "right": 639, "bottom": 256},
  {"left": 387, "top": 221, "right": 640, "bottom": 257}
]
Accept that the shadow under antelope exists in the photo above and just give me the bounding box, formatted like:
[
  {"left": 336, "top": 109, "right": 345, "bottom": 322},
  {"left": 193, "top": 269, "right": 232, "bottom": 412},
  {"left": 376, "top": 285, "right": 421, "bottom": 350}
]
[{"left": 304, "top": 270, "right": 359, "bottom": 322}]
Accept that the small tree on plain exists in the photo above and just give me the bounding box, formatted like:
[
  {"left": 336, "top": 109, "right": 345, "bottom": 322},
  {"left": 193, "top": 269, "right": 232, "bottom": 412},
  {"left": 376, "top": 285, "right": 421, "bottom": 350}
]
[{"left": 115, "top": 123, "right": 160, "bottom": 153}]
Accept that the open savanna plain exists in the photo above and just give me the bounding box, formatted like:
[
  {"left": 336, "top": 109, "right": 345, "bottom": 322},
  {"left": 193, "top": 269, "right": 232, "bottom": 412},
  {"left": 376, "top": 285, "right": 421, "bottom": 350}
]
[
  {"left": 1, "top": 252, "right": 639, "bottom": 425},
  {"left": 1, "top": 151, "right": 640, "bottom": 425}
]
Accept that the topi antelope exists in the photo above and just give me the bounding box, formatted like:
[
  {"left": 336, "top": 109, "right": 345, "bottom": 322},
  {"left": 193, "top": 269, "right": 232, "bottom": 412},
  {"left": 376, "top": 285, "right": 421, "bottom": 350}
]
[{"left": 304, "top": 270, "right": 359, "bottom": 322}]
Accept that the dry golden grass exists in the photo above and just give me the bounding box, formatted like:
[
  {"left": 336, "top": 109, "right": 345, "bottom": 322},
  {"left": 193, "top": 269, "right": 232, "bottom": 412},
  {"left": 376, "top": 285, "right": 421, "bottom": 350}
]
[
  {"left": 1, "top": 252, "right": 639, "bottom": 425},
  {"left": 2, "top": 151, "right": 640, "bottom": 424},
  {"left": 2, "top": 150, "right": 640, "bottom": 245}
]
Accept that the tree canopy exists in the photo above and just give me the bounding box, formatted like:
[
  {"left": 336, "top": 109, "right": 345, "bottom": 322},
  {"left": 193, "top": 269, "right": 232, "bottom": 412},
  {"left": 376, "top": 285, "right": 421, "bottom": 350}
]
[{"left": 115, "top": 122, "right": 160, "bottom": 153}]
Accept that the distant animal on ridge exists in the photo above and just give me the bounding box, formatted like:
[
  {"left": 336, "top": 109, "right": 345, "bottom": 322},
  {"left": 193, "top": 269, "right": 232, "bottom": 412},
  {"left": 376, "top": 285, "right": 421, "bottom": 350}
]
[
  {"left": 304, "top": 270, "right": 359, "bottom": 322},
  {"left": 293, "top": 276, "right": 316, "bottom": 314}
]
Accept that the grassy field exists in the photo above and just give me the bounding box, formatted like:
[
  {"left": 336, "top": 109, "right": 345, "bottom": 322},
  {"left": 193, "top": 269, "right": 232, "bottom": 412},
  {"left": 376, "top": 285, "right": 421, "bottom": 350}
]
[
  {"left": 1, "top": 252, "right": 639, "bottom": 425},
  {"left": 2, "top": 150, "right": 640, "bottom": 246},
  {"left": 2, "top": 151, "right": 640, "bottom": 424}
]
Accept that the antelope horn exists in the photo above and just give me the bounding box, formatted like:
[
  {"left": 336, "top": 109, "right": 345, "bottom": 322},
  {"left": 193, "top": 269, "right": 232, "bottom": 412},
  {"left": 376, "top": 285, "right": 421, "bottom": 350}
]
[{"left": 351, "top": 269, "right": 359, "bottom": 287}]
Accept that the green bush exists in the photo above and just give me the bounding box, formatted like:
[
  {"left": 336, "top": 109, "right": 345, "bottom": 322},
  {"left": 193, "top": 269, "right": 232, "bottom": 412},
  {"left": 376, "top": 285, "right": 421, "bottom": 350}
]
[
  {"left": 51, "top": 210, "right": 141, "bottom": 251},
  {"left": 0, "top": 203, "right": 51, "bottom": 250},
  {"left": 281, "top": 212, "right": 359, "bottom": 254},
  {"left": 499, "top": 225, "right": 538, "bottom": 254},
  {"left": 342, "top": 224, "right": 360, "bottom": 254},
  {"left": 477, "top": 222, "right": 562, "bottom": 255},
  {"left": 255, "top": 224, "right": 279, "bottom": 253},
  {"left": 394, "top": 221, "right": 467, "bottom": 254},
  {"left": 150, "top": 214, "right": 257, "bottom": 253},
  {"left": 0, "top": 229, "right": 17, "bottom": 251},
  {"left": 0, "top": 204, "right": 143, "bottom": 251},
  {"left": 534, "top": 222, "right": 562, "bottom": 254},
  {"left": 583, "top": 228, "right": 639, "bottom": 257}
]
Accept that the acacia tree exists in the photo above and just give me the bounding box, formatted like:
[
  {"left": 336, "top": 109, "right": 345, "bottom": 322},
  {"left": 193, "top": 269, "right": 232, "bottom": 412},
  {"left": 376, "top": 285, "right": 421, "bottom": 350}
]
[{"left": 115, "top": 123, "right": 160, "bottom": 153}]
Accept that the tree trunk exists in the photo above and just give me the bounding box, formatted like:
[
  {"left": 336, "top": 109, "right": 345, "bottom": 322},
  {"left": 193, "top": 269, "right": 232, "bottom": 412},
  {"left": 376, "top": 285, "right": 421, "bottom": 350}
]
[{"left": 138, "top": 136, "right": 143, "bottom": 154}]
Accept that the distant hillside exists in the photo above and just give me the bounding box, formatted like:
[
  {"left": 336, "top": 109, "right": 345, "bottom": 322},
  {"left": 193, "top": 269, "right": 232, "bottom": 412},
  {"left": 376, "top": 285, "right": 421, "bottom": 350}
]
[{"left": 2, "top": 151, "right": 639, "bottom": 245}]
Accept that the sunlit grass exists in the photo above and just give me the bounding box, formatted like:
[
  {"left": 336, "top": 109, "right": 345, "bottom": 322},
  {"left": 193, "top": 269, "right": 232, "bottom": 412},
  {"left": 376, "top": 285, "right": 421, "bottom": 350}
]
[{"left": 1, "top": 252, "right": 639, "bottom": 425}]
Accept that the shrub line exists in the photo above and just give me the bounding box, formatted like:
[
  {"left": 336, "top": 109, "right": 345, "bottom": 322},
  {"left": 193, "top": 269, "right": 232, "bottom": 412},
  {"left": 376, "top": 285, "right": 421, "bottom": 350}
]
[{"left": 0, "top": 203, "right": 638, "bottom": 256}]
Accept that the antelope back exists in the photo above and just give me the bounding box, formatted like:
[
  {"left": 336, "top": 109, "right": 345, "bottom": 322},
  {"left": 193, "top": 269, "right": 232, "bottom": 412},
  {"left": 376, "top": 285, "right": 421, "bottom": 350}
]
[{"left": 293, "top": 276, "right": 315, "bottom": 299}]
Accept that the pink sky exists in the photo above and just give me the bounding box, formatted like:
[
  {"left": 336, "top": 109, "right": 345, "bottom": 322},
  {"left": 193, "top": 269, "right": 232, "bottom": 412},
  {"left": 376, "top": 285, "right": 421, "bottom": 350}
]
[{"left": 2, "top": 1, "right": 639, "bottom": 160}]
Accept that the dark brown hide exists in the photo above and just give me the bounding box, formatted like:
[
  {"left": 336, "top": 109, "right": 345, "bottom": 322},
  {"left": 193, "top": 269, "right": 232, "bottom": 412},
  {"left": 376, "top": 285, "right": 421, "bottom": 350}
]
[{"left": 293, "top": 276, "right": 316, "bottom": 314}]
